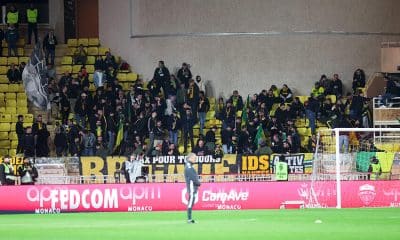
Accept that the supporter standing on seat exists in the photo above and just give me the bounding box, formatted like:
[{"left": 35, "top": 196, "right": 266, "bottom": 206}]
[
  {"left": 16, "top": 115, "right": 24, "bottom": 154},
  {"left": 153, "top": 60, "right": 170, "bottom": 94},
  {"left": 184, "top": 152, "right": 201, "bottom": 224},
  {"left": 18, "top": 158, "right": 38, "bottom": 185},
  {"left": 177, "top": 63, "right": 192, "bottom": 89},
  {"left": 5, "top": 24, "right": 18, "bottom": 57},
  {"left": 43, "top": 30, "right": 57, "bottom": 65},
  {"left": 198, "top": 91, "right": 210, "bottom": 136},
  {"left": 23, "top": 126, "right": 35, "bottom": 157},
  {"left": 332, "top": 74, "right": 343, "bottom": 97},
  {"left": 0, "top": 155, "right": 15, "bottom": 185},
  {"left": 32, "top": 115, "right": 50, "bottom": 157},
  {"left": 182, "top": 107, "right": 195, "bottom": 153},
  {"left": 26, "top": 3, "right": 38, "bottom": 45},
  {"left": 352, "top": 68, "right": 366, "bottom": 93}
]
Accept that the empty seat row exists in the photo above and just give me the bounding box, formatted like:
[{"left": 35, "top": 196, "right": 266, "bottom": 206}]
[
  {"left": 67, "top": 46, "right": 110, "bottom": 56},
  {"left": 0, "top": 84, "right": 26, "bottom": 93},
  {"left": 67, "top": 38, "right": 100, "bottom": 47},
  {"left": 0, "top": 56, "right": 29, "bottom": 66}
]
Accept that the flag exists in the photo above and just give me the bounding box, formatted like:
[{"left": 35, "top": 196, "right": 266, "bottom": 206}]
[
  {"left": 254, "top": 124, "right": 265, "bottom": 146},
  {"left": 22, "top": 42, "right": 49, "bottom": 110},
  {"left": 114, "top": 119, "right": 124, "bottom": 151},
  {"left": 241, "top": 95, "right": 250, "bottom": 127}
]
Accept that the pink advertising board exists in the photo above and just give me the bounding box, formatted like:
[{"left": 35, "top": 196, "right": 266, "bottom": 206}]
[{"left": 0, "top": 181, "right": 399, "bottom": 213}]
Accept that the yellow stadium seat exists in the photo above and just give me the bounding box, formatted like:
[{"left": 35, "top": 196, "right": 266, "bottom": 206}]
[
  {"left": 17, "top": 48, "right": 24, "bottom": 56},
  {"left": 1, "top": 49, "right": 7, "bottom": 56},
  {"left": 11, "top": 114, "right": 19, "bottom": 123},
  {"left": 0, "top": 132, "right": 9, "bottom": 140},
  {"left": 86, "top": 65, "right": 95, "bottom": 74},
  {"left": 17, "top": 84, "right": 25, "bottom": 93},
  {"left": 0, "top": 100, "right": 5, "bottom": 108},
  {"left": 0, "top": 114, "right": 11, "bottom": 123},
  {"left": 0, "top": 57, "right": 7, "bottom": 65},
  {"left": 87, "top": 47, "right": 99, "bottom": 56},
  {"left": 17, "top": 92, "right": 27, "bottom": 100},
  {"left": 117, "top": 73, "right": 127, "bottom": 81},
  {"left": 87, "top": 56, "right": 95, "bottom": 65},
  {"left": 0, "top": 92, "right": 4, "bottom": 99},
  {"left": 88, "top": 74, "right": 94, "bottom": 81},
  {"left": 1, "top": 84, "right": 10, "bottom": 93},
  {"left": 8, "top": 84, "right": 19, "bottom": 92},
  {"left": 6, "top": 107, "right": 16, "bottom": 114},
  {"left": 0, "top": 149, "right": 8, "bottom": 156},
  {"left": 98, "top": 47, "right": 110, "bottom": 55},
  {"left": 24, "top": 114, "right": 33, "bottom": 123},
  {"left": 6, "top": 100, "right": 16, "bottom": 108},
  {"left": 19, "top": 57, "right": 29, "bottom": 64},
  {"left": 8, "top": 149, "right": 16, "bottom": 156},
  {"left": 7, "top": 57, "right": 19, "bottom": 65},
  {"left": 88, "top": 38, "right": 100, "bottom": 46},
  {"left": 62, "top": 65, "right": 72, "bottom": 73},
  {"left": 0, "top": 140, "right": 10, "bottom": 148},
  {"left": 22, "top": 123, "right": 31, "bottom": 128},
  {"left": 16, "top": 38, "right": 25, "bottom": 47},
  {"left": 17, "top": 107, "right": 28, "bottom": 114},
  {"left": 61, "top": 56, "right": 73, "bottom": 65},
  {"left": 122, "top": 83, "right": 130, "bottom": 91},
  {"left": 89, "top": 84, "right": 96, "bottom": 92},
  {"left": 0, "top": 66, "right": 7, "bottom": 74},
  {"left": 10, "top": 140, "right": 17, "bottom": 149},
  {"left": 8, "top": 131, "right": 18, "bottom": 140},
  {"left": 6, "top": 92, "right": 16, "bottom": 99},
  {"left": 0, "top": 107, "right": 4, "bottom": 113},
  {"left": 17, "top": 99, "right": 27, "bottom": 108},
  {"left": 0, "top": 123, "right": 10, "bottom": 132},
  {"left": 78, "top": 38, "right": 89, "bottom": 46},
  {"left": 0, "top": 75, "right": 7, "bottom": 83},
  {"left": 126, "top": 72, "right": 138, "bottom": 81},
  {"left": 72, "top": 65, "right": 83, "bottom": 74},
  {"left": 67, "top": 39, "right": 78, "bottom": 48}
]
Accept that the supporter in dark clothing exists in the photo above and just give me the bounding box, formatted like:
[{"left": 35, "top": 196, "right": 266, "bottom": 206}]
[
  {"left": 332, "top": 74, "right": 343, "bottom": 97},
  {"left": 74, "top": 92, "right": 90, "bottom": 128},
  {"left": 237, "top": 126, "right": 250, "bottom": 154},
  {"left": 60, "top": 86, "right": 71, "bottom": 124},
  {"left": 281, "top": 141, "right": 292, "bottom": 154},
  {"left": 221, "top": 102, "right": 236, "bottom": 129},
  {"left": 221, "top": 126, "right": 233, "bottom": 154},
  {"left": 166, "top": 143, "right": 180, "bottom": 157},
  {"left": 229, "top": 90, "right": 244, "bottom": 111},
  {"left": 23, "top": 127, "right": 35, "bottom": 157},
  {"left": 192, "top": 139, "right": 209, "bottom": 156},
  {"left": 166, "top": 112, "right": 180, "bottom": 146},
  {"left": 5, "top": 25, "right": 19, "bottom": 56},
  {"left": 271, "top": 133, "right": 282, "bottom": 153},
  {"left": 177, "top": 62, "right": 192, "bottom": 89},
  {"left": 153, "top": 60, "right": 170, "bottom": 93},
  {"left": 54, "top": 125, "right": 68, "bottom": 157},
  {"left": 352, "top": 69, "right": 366, "bottom": 92},
  {"left": 16, "top": 115, "right": 24, "bottom": 154},
  {"left": 349, "top": 91, "right": 368, "bottom": 122},
  {"left": 187, "top": 79, "right": 200, "bottom": 114},
  {"left": 274, "top": 103, "right": 287, "bottom": 124},
  {"left": 182, "top": 108, "right": 195, "bottom": 153},
  {"left": 7, "top": 63, "right": 21, "bottom": 83},
  {"left": 43, "top": 30, "right": 57, "bottom": 65},
  {"left": 198, "top": 91, "right": 210, "bottom": 135},
  {"left": 94, "top": 55, "right": 105, "bottom": 71},
  {"left": 32, "top": 115, "right": 50, "bottom": 157},
  {"left": 381, "top": 77, "right": 400, "bottom": 107},
  {"left": 279, "top": 84, "right": 293, "bottom": 103},
  {"left": 205, "top": 126, "right": 217, "bottom": 151},
  {"left": 104, "top": 51, "right": 117, "bottom": 69},
  {"left": 305, "top": 95, "right": 320, "bottom": 134}
]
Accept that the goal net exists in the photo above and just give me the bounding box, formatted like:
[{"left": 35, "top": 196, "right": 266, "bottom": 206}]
[{"left": 309, "top": 128, "right": 400, "bottom": 208}]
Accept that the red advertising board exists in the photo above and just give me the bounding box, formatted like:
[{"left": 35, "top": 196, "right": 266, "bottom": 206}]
[{"left": 0, "top": 181, "right": 399, "bottom": 213}]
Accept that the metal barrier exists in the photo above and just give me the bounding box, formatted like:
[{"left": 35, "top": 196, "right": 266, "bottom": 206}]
[{"left": 31, "top": 172, "right": 382, "bottom": 185}]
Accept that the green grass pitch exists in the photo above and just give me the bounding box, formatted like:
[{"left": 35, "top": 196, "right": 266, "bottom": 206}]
[{"left": 0, "top": 208, "right": 399, "bottom": 240}]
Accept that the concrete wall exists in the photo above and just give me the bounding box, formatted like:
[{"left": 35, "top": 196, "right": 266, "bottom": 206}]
[
  {"left": 99, "top": 0, "right": 400, "bottom": 97},
  {"left": 49, "top": 0, "right": 64, "bottom": 42}
]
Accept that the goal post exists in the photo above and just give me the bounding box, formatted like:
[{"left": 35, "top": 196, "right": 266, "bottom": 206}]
[{"left": 310, "top": 127, "right": 400, "bottom": 209}]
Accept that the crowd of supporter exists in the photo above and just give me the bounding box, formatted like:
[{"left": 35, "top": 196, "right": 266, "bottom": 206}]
[{"left": 4, "top": 4, "right": 390, "bottom": 159}]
